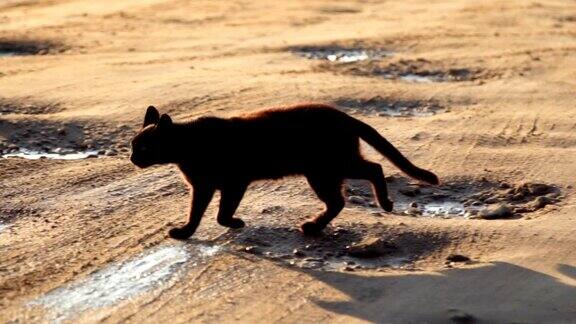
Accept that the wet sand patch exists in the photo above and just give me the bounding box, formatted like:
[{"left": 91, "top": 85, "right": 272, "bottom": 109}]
[
  {"left": 0, "top": 39, "right": 64, "bottom": 56},
  {"left": 221, "top": 224, "right": 450, "bottom": 272},
  {"left": 0, "top": 98, "right": 64, "bottom": 115},
  {"left": 345, "top": 177, "right": 563, "bottom": 219},
  {"left": 0, "top": 119, "right": 132, "bottom": 158},
  {"left": 318, "top": 6, "right": 362, "bottom": 15},
  {"left": 2, "top": 148, "right": 99, "bottom": 160},
  {"left": 28, "top": 243, "right": 220, "bottom": 323},
  {"left": 291, "top": 45, "right": 393, "bottom": 63},
  {"left": 335, "top": 96, "right": 445, "bottom": 117},
  {"left": 314, "top": 57, "right": 487, "bottom": 83}
]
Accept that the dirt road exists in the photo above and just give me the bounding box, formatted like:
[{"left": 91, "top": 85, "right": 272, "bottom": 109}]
[{"left": 1, "top": 0, "right": 575, "bottom": 323}]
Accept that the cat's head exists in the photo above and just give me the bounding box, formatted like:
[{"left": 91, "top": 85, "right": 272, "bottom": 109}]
[{"left": 130, "top": 106, "right": 174, "bottom": 168}]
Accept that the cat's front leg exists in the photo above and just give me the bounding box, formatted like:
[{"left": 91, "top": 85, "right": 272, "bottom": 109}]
[
  {"left": 216, "top": 183, "right": 248, "bottom": 229},
  {"left": 169, "top": 184, "right": 215, "bottom": 240}
]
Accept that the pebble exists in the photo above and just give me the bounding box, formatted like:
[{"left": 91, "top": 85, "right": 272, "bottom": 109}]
[
  {"left": 478, "top": 204, "right": 513, "bottom": 219},
  {"left": 399, "top": 188, "right": 421, "bottom": 197},
  {"left": 244, "top": 246, "right": 261, "bottom": 254},
  {"left": 483, "top": 196, "right": 499, "bottom": 204},
  {"left": 346, "top": 237, "right": 398, "bottom": 258},
  {"left": 348, "top": 195, "right": 366, "bottom": 205},
  {"left": 529, "top": 196, "right": 553, "bottom": 210},
  {"left": 448, "top": 309, "right": 476, "bottom": 324},
  {"left": 105, "top": 149, "right": 118, "bottom": 156},
  {"left": 405, "top": 206, "right": 422, "bottom": 216},
  {"left": 293, "top": 249, "right": 305, "bottom": 257},
  {"left": 446, "top": 254, "right": 471, "bottom": 263}
]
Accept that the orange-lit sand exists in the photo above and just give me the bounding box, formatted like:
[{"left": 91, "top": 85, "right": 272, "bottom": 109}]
[{"left": 1, "top": 0, "right": 575, "bottom": 322}]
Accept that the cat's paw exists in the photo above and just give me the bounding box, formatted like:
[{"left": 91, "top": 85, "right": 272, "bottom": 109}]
[
  {"left": 381, "top": 199, "right": 394, "bottom": 212},
  {"left": 168, "top": 227, "right": 193, "bottom": 240},
  {"left": 300, "top": 221, "right": 323, "bottom": 236},
  {"left": 227, "top": 218, "right": 245, "bottom": 229},
  {"left": 218, "top": 218, "right": 245, "bottom": 229}
]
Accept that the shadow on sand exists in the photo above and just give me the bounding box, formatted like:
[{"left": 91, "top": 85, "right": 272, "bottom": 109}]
[
  {"left": 194, "top": 226, "right": 576, "bottom": 323},
  {"left": 294, "top": 262, "right": 576, "bottom": 323}
]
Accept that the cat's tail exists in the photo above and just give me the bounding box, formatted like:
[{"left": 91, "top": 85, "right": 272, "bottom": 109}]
[{"left": 354, "top": 119, "right": 440, "bottom": 185}]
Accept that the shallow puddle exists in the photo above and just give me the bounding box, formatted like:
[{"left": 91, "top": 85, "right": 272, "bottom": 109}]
[
  {"left": 229, "top": 225, "right": 413, "bottom": 272},
  {"left": 398, "top": 74, "right": 442, "bottom": 83},
  {"left": 335, "top": 97, "right": 444, "bottom": 117},
  {"left": 0, "top": 40, "right": 59, "bottom": 56},
  {"left": 29, "top": 244, "right": 220, "bottom": 323},
  {"left": 346, "top": 178, "right": 562, "bottom": 220},
  {"left": 0, "top": 51, "right": 16, "bottom": 57},
  {"left": 420, "top": 201, "right": 466, "bottom": 217},
  {"left": 395, "top": 201, "right": 480, "bottom": 218},
  {"left": 292, "top": 45, "right": 392, "bottom": 63},
  {"left": 2, "top": 149, "right": 100, "bottom": 160}
]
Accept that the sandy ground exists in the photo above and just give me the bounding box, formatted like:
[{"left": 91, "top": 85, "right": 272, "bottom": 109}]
[{"left": 1, "top": 0, "right": 575, "bottom": 323}]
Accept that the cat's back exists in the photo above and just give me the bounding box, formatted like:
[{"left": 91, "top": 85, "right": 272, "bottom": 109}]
[{"left": 235, "top": 103, "right": 348, "bottom": 129}]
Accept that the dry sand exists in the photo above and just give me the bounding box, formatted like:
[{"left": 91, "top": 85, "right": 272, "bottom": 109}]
[{"left": 0, "top": 0, "right": 575, "bottom": 323}]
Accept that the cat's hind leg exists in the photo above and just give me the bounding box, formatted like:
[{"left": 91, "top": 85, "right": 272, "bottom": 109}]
[
  {"left": 348, "top": 160, "right": 393, "bottom": 212},
  {"left": 216, "top": 183, "right": 248, "bottom": 229},
  {"left": 301, "top": 175, "right": 345, "bottom": 236}
]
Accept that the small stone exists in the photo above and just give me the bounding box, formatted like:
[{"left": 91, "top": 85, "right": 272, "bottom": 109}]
[
  {"left": 399, "top": 187, "right": 421, "bottom": 197},
  {"left": 499, "top": 183, "right": 511, "bottom": 189},
  {"left": 293, "top": 249, "right": 305, "bottom": 257},
  {"left": 430, "top": 193, "right": 448, "bottom": 200},
  {"left": 348, "top": 195, "right": 366, "bottom": 205},
  {"left": 261, "top": 205, "right": 284, "bottom": 214},
  {"left": 346, "top": 237, "right": 398, "bottom": 258},
  {"left": 464, "top": 210, "right": 479, "bottom": 218},
  {"left": 483, "top": 196, "right": 499, "bottom": 204},
  {"left": 529, "top": 196, "right": 553, "bottom": 210},
  {"left": 448, "top": 309, "right": 476, "bottom": 323},
  {"left": 343, "top": 266, "right": 355, "bottom": 272},
  {"left": 479, "top": 204, "right": 513, "bottom": 219},
  {"left": 410, "top": 202, "right": 418, "bottom": 208},
  {"left": 405, "top": 206, "right": 422, "bottom": 216},
  {"left": 244, "top": 246, "right": 261, "bottom": 254},
  {"left": 446, "top": 254, "right": 471, "bottom": 263}
]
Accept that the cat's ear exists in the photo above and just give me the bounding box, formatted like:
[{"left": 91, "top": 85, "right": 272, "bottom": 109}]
[
  {"left": 158, "top": 113, "right": 173, "bottom": 128},
  {"left": 143, "top": 106, "right": 160, "bottom": 127}
]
